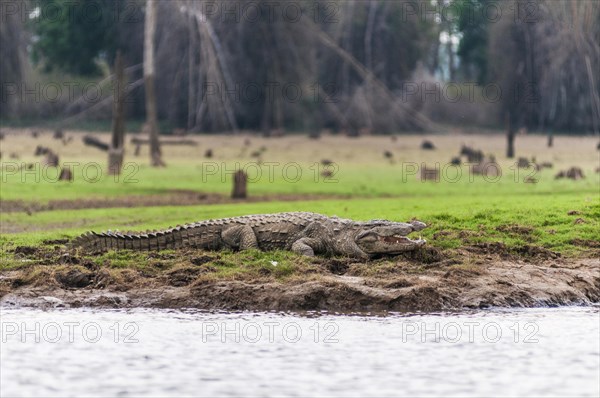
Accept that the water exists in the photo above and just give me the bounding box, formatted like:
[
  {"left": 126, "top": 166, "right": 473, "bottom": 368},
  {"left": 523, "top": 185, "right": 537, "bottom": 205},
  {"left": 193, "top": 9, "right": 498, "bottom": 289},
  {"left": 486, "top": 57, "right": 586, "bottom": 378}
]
[{"left": 1, "top": 307, "right": 599, "bottom": 397}]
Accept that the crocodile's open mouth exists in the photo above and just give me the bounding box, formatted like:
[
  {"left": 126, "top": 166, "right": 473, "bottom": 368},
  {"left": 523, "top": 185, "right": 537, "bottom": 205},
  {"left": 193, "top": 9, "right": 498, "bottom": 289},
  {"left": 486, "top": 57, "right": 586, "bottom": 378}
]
[
  {"left": 381, "top": 235, "right": 426, "bottom": 245},
  {"left": 358, "top": 233, "right": 427, "bottom": 254},
  {"left": 355, "top": 223, "right": 428, "bottom": 254}
]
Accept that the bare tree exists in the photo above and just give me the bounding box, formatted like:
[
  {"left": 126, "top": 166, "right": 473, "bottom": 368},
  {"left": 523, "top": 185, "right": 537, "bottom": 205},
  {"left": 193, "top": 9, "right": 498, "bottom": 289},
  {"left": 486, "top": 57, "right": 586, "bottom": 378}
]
[
  {"left": 489, "top": 0, "right": 600, "bottom": 133},
  {"left": 187, "top": 13, "right": 198, "bottom": 131},
  {"left": 14, "top": 0, "right": 447, "bottom": 134},
  {"left": 144, "top": 0, "right": 165, "bottom": 167},
  {"left": 108, "top": 51, "right": 126, "bottom": 175},
  {"left": 179, "top": 1, "right": 239, "bottom": 133},
  {"left": 0, "top": 1, "right": 28, "bottom": 118}
]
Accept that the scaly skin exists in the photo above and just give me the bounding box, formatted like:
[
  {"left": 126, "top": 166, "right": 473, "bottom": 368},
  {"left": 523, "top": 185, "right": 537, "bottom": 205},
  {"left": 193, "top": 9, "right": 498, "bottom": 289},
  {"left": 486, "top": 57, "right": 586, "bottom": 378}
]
[{"left": 70, "top": 212, "right": 427, "bottom": 260}]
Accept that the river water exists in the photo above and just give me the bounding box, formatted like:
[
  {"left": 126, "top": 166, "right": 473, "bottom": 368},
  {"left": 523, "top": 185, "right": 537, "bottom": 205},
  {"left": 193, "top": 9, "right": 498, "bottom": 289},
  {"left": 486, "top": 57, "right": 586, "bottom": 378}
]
[{"left": 1, "top": 307, "right": 598, "bottom": 397}]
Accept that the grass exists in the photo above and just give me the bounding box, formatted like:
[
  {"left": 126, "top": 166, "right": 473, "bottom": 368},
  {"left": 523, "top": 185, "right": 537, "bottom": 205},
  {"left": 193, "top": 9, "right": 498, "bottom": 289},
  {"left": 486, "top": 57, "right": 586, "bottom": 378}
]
[
  {"left": 1, "top": 245, "right": 315, "bottom": 287},
  {"left": 1, "top": 158, "right": 599, "bottom": 201},
  {"left": 1, "top": 129, "right": 598, "bottom": 201},
  {"left": 1, "top": 194, "right": 598, "bottom": 266},
  {"left": 88, "top": 248, "right": 303, "bottom": 279}
]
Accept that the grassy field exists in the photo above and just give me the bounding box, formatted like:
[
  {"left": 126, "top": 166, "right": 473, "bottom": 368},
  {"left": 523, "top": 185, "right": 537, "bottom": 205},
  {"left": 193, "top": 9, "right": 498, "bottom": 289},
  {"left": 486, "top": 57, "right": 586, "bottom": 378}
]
[
  {"left": 1, "top": 129, "right": 598, "bottom": 200},
  {"left": 1, "top": 128, "right": 598, "bottom": 271}
]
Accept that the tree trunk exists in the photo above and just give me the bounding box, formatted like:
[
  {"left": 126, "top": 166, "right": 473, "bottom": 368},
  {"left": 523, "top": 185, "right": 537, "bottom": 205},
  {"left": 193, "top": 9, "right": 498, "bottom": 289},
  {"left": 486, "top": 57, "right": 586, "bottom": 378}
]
[
  {"left": 109, "top": 51, "right": 126, "bottom": 176},
  {"left": 341, "top": 2, "right": 355, "bottom": 95},
  {"left": 363, "top": 1, "right": 377, "bottom": 130},
  {"left": 547, "top": 131, "right": 553, "bottom": 147},
  {"left": 261, "top": 88, "right": 272, "bottom": 137},
  {"left": 447, "top": 40, "right": 455, "bottom": 81},
  {"left": 83, "top": 135, "right": 109, "bottom": 151},
  {"left": 187, "top": 13, "right": 197, "bottom": 131},
  {"left": 144, "top": 0, "right": 165, "bottom": 167},
  {"left": 506, "top": 112, "right": 515, "bottom": 159}
]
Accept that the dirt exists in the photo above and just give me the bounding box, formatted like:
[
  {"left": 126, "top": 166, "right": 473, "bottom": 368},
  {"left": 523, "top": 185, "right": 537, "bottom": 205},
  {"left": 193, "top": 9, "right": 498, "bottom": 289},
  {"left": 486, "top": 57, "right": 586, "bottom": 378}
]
[
  {"left": 1, "top": 247, "right": 598, "bottom": 312},
  {"left": 465, "top": 242, "right": 561, "bottom": 261},
  {"left": 0, "top": 190, "right": 346, "bottom": 214},
  {"left": 570, "top": 239, "right": 600, "bottom": 249},
  {"left": 495, "top": 224, "right": 534, "bottom": 235}
]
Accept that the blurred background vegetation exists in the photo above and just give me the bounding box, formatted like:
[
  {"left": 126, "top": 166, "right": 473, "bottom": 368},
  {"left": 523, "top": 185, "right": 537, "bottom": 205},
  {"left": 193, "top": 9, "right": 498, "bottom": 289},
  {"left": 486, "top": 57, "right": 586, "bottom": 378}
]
[{"left": 1, "top": 0, "right": 599, "bottom": 134}]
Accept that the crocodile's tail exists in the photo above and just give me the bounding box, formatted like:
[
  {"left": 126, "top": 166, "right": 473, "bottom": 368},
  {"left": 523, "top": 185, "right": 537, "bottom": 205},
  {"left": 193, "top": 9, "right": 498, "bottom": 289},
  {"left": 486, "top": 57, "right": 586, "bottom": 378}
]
[{"left": 69, "top": 224, "right": 207, "bottom": 252}]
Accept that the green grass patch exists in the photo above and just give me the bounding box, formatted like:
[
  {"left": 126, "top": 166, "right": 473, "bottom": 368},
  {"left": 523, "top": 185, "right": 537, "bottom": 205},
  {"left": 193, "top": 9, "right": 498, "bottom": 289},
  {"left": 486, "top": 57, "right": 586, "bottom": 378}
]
[
  {"left": 1, "top": 161, "right": 598, "bottom": 202},
  {"left": 1, "top": 194, "right": 598, "bottom": 267}
]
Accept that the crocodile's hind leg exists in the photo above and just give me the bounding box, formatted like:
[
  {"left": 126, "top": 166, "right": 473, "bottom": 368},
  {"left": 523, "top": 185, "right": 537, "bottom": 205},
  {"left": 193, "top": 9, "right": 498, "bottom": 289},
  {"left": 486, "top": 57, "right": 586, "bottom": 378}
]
[{"left": 221, "top": 225, "right": 258, "bottom": 251}]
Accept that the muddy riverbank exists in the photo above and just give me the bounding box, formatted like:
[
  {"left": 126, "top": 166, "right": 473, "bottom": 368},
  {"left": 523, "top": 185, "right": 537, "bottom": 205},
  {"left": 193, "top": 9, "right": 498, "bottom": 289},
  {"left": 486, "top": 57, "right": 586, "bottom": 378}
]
[{"left": 1, "top": 246, "right": 598, "bottom": 312}]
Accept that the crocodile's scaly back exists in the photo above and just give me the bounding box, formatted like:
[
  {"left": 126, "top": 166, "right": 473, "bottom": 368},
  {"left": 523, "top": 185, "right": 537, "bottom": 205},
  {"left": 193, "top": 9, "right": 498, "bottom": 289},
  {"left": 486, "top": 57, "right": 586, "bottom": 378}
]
[
  {"left": 70, "top": 212, "right": 427, "bottom": 259},
  {"left": 70, "top": 212, "right": 327, "bottom": 252}
]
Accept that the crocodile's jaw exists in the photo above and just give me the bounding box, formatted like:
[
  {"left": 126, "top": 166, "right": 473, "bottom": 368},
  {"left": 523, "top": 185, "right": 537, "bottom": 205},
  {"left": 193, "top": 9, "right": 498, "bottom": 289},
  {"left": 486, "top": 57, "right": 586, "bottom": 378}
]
[
  {"left": 358, "top": 235, "right": 426, "bottom": 254},
  {"left": 377, "top": 236, "right": 426, "bottom": 254},
  {"left": 355, "top": 223, "right": 427, "bottom": 254}
]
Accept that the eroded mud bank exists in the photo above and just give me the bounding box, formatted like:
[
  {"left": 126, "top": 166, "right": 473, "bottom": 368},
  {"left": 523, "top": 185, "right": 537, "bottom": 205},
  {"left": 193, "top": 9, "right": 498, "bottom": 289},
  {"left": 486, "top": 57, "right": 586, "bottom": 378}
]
[{"left": 1, "top": 247, "right": 598, "bottom": 312}]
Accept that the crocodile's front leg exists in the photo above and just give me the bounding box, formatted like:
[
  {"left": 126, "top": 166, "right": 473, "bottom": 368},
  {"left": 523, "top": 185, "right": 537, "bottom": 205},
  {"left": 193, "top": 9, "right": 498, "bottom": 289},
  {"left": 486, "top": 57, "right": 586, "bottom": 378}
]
[
  {"left": 291, "top": 238, "right": 325, "bottom": 257},
  {"left": 221, "top": 225, "right": 258, "bottom": 251},
  {"left": 290, "top": 221, "right": 331, "bottom": 257}
]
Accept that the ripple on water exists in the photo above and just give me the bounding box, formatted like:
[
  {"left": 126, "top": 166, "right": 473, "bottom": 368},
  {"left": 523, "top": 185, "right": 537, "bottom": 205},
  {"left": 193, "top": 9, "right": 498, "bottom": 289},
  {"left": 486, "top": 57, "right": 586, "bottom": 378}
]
[{"left": 1, "top": 307, "right": 599, "bottom": 397}]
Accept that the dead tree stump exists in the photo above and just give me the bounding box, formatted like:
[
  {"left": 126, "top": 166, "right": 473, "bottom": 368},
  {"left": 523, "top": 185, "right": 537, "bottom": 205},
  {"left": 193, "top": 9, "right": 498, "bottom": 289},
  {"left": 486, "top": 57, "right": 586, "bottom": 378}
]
[
  {"left": 517, "top": 157, "right": 530, "bottom": 168},
  {"left": 471, "top": 158, "right": 501, "bottom": 177},
  {"left": 460, "top": 145, "right": 484, "bottom": 162},
  {"left": 320, "top": 169, "right": 334, "bottom": 179},
  {"left": 420, "top": 166, "right": 440, "bottom": 182},
  {"left": 34, "top": 145, "right": 50, "bottom": 156},
  {"left": 421, "top": 140, "right": 436, "bottom": 150},
  {"left": 232, "top": 170, "right": 247, "bottom": 199},
  {"left": 43, "top": 152, "right": 59, "bottom": 167},
  {"left": 555, "top": 167, "right": 585, "bottom": 180},
  {"left": 59, "top": 166, "right": 73, "bottom": 181},
  {"left": 83, "top": 135, "right": 109, "bottom": 151}
]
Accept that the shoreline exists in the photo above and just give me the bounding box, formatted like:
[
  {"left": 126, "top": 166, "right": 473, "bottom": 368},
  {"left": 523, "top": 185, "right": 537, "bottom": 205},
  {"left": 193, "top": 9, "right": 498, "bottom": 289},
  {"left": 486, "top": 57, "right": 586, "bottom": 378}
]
[{"left": 2, "top": 252, "right": 598, "bottom": 312}]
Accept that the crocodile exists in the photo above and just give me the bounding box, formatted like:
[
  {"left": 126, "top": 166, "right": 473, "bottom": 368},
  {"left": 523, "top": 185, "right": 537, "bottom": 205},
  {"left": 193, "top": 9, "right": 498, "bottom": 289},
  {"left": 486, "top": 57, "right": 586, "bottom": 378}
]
[{"left": 70, "top": 212, "right": 427, "bottom": 260}]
